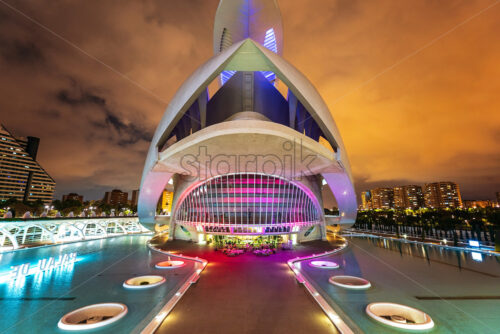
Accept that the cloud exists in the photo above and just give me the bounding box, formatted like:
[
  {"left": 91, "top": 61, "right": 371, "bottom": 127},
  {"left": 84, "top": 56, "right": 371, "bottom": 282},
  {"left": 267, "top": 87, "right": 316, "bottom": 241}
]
[
  {"left": 0, "top": 39, "right": 44, "bottom": 64},
  {"left": 0, "top": 0, "right": 498, "bottom": 202},
  {"left": 55, "top": 81, "right": 153, "bottom": 146}
]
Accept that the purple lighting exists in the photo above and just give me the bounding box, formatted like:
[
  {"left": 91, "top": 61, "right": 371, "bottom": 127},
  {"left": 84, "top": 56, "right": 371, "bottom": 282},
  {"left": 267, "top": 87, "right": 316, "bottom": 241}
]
[
  {"left": 174, "top": 173, "right": 321, "bottom": 232},
  {"left": 261, "top": 28, "right": 277, "bottom": 83}
]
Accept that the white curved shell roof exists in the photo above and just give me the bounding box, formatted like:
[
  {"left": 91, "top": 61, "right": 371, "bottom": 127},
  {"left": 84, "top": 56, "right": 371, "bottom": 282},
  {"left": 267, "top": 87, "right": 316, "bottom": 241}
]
[{"left": 142, "top": 39, "right": 352, "bottom": 184}]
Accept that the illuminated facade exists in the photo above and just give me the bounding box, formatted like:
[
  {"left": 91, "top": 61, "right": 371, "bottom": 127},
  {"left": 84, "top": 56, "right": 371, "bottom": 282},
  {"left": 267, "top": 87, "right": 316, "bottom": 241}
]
[
  {"left": 0, "top": 124, "right": 55, "bottom": 203},
  {"left": 424, "top": 182, "right": 462, "bottom": 209},
  {"left": 394, "top": 185, "right": 424, "bottom": 209},
  {"left": 371, "top": 188, "right": 394, "bottom": 209},
  {"left": 175, "top": 174, "right": 320, "bottom": 235},
  {"left": 138, "top": 0, "right": 357, "bottom": 242},
  {"left": 393, "top": 187, "right": 405, "bottom": 209}
]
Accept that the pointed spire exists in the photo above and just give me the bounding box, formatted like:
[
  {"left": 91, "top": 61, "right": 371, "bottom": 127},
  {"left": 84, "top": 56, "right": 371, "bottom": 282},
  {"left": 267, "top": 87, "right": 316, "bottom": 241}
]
[{"left": 213, "top": 0, "right": 283, "bottom": 56}]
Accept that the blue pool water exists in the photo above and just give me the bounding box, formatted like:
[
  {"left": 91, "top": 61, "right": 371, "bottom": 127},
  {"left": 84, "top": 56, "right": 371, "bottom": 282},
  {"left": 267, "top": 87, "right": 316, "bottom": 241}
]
[
  {"left": 0, "top": 235, "right": 197, "bottom": 334},
  {"left": 299, "top": 235, "right": 500, "bottom": 334}
]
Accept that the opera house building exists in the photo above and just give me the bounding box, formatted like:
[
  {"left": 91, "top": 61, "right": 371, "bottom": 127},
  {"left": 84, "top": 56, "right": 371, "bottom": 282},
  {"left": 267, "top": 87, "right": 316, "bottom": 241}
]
[{"left": 138, "top": 0, "right": 357, "bottom": 243}]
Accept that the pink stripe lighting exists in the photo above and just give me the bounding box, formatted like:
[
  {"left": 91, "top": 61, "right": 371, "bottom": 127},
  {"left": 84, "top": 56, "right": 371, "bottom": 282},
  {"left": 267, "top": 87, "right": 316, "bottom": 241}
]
[
  {"left": 176, "top": 221, "right": 318, "bottom": 228},
  {"left": 173, "top": 173, "right": 322, "bottom": 228}
]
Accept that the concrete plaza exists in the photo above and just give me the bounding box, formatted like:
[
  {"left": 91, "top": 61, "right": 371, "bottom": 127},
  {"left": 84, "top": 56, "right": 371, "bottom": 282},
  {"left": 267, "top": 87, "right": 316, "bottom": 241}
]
[{"left": 152, "top": 237, "right": 342, "bottom": 334}]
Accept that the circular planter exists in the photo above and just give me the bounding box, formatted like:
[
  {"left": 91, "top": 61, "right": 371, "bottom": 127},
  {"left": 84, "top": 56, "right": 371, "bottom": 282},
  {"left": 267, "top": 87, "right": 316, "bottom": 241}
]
[
  {"left": 329, "top": 275, "right": 371, "bottom": 290},
  {"left": 155, "top": 260, "right": 185, "bottom": 269},
  {"left": 123, "top": 275, "right": 165, "bottom": 289},
  {"left": 366, "top": 302, "right": 434, "bottom": 331},
  {"left": 58, "top": 303, "right": 128, "bottom": 331},
  {"left": 309, "top": 260, "right": 339, "bottom": 269}
]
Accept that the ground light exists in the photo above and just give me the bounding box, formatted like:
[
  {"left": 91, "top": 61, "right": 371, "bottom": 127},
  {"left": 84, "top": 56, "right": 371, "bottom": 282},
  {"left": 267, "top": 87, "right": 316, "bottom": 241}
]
[
  {"left": 123, "top": 275, "right": 166, "bottom": 289},
  {"left": 309, "top": 260, "right": 340, "bottom": 269},
  {"left": 155, "top": 259, "right": 185, "bottom": 269},
  {"left": 365, "top": 302, "right": 434, "bottom": 331},
  {"left": 58, "top": 303, "right": 128, "bottom": 331},
  {"left": 329, "top": 275, "right": 371, "bottom": 290}
]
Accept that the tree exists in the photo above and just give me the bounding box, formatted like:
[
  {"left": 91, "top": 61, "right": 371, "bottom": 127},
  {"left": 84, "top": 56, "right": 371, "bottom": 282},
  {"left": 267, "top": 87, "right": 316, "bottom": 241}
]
[{"left": 485, "top": 209, "right": 500, "bottom": 251}]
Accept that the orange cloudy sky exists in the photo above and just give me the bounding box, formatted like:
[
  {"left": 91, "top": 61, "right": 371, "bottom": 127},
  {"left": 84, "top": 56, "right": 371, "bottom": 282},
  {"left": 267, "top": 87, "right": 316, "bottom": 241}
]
[{"left": 0, "top": 0, "right": 498, "bottom": 201}]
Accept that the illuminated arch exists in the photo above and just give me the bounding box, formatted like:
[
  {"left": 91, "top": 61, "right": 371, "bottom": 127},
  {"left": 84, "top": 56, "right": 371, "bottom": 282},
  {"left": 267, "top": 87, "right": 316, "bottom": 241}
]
[{"left": 138, "top": 39, "right": 357, "bottom": 229}]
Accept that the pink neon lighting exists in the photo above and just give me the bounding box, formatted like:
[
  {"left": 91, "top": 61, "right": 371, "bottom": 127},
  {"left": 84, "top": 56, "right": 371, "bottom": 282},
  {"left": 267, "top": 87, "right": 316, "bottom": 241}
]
[{"left": 174, "top": 173, "right": 321, "bottom": 230}]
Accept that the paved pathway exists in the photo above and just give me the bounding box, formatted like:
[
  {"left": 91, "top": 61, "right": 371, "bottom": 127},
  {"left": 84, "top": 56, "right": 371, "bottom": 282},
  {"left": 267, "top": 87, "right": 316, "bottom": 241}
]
[{"left": 153, "top": 238, "right": 340, "bottom": 334}]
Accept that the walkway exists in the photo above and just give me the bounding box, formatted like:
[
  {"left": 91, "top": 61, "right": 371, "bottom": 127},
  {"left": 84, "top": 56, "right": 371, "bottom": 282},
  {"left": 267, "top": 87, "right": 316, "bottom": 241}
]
[{"left": 153, "top": 238, "right": 341, "bottom": 334}]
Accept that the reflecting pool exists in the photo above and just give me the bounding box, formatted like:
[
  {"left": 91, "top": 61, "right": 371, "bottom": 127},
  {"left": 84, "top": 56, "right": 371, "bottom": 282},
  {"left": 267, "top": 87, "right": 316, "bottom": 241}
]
[
  {"left": 0, "top": 235, "right": 197, "bottom": 333},
  {"left": 299, "top": 235, "right": 500, "bottom": 333}
]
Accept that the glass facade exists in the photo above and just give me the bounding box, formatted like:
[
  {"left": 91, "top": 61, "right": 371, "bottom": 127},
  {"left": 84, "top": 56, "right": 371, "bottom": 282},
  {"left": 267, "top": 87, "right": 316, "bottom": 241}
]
[{"left": 175, "top": 173, "right": 320, "bottom": 234}]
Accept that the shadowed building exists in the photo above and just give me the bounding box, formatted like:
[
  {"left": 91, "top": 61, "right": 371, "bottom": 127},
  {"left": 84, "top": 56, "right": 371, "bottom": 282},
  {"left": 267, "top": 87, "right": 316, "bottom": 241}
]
[
  {"left": 62, "top": 193, "right": 84, "bottom": 204},
  {"left": 131, "top": 189, "right": 139, "bottom": 207},
  {"left": 138, "top": 0, "right": 357, "bottom": 242},
  {"left": 463, "top": 200, "right": 494, "bottom": 209},
  {"left": 103, "top": 189, "right": 129, "bottom": 207}
]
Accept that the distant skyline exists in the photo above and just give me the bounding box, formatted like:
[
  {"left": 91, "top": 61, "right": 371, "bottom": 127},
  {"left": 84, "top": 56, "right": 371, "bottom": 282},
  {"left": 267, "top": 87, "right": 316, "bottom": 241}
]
[{"left": 0, "top": 0, "right": 498, "bottom": 202}]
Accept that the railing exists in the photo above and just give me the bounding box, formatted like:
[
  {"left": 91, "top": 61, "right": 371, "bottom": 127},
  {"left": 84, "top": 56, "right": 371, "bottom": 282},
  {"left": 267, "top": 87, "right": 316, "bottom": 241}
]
[
  {"left": 142, "top": 241, "right": 208, "bottom": 334},
  {"left": 287, "top": 241, "right": 354, "bottom": 334},
  {"left": 346, "top": 230, "right": 500, "bottom": 256},
  {"left": 350, "top": 226, "right": 496, "bottom": 247},
  {"left": 0, "top": 216, "right": 148, "bottom": 250}
]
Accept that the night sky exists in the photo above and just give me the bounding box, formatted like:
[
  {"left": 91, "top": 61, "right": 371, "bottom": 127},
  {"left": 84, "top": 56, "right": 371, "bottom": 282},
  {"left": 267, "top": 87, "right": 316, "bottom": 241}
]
[{"left": 0, "top": 0, "right": 498, "bottom": 202}]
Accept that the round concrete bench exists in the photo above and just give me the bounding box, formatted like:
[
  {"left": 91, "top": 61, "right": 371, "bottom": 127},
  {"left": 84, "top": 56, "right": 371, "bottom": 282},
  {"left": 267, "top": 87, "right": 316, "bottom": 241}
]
[
  {"left": 329, "top": 275, "right": 371, "bottom": 289},
  {"left": 366, "top": 302, "right": 434, "bottom": 331},
  {"left": 123, "top": 275, "right": 165, "bottom": 289},
  {"left": 58, "top": 303, "right": 128, "bottom": 331},
  {"left": 155, "top": 260, "right": 185, "bottom": 269},
  {"left": 309, "top": 260, "right": 339, "bottom": 269}
]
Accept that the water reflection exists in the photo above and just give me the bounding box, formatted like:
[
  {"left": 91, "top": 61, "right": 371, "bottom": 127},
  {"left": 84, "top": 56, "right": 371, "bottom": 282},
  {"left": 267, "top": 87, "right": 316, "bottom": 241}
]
[{"left": 352, "top": 236, "right": 500, "bottom": 277}]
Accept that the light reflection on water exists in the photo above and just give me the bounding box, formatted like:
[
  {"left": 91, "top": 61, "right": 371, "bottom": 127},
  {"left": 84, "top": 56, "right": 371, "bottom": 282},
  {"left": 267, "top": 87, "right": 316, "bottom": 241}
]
[
  {"left": 0, "top": 235, "right": 196, "bottom": 334},
  {"left": 365, "top": 236, "right": 499, "bottom": 273},
  {"left": 300, "top": 236, "right": 500, "bottom": 334}
]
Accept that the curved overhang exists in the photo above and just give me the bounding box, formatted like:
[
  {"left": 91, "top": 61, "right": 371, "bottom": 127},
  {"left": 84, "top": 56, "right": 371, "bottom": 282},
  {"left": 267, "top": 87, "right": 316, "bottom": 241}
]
[
  {"left": 139, "top": 38, "right": 357, "bottom": 227},
  {"left": 154, "top": 119, "right": 341, "bottom": 177}
]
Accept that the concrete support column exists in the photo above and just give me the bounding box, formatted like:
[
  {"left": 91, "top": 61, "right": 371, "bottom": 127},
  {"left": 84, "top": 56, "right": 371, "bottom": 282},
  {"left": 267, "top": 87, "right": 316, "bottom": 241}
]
[
  {"left": 138, "top": 170, "right": 173, "bottom": 231},
  {"left": 322, "top": 172, "right": 357, "bottom": 227}
]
